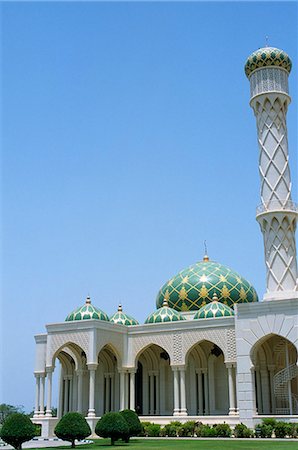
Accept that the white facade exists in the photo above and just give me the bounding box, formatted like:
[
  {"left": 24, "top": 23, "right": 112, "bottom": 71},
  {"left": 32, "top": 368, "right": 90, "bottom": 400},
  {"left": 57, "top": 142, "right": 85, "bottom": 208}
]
[{"left": 33, "top": 47, "right": 298, "bottom": 438}]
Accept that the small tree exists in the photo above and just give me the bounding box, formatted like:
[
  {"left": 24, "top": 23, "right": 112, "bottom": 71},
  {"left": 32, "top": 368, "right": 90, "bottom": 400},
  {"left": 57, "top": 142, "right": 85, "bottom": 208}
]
[
  {"left": 54, "top": 413, "right": 91, "bottom": 448},
  {"left": 95, "top": 412, "right": 129, "bottom": 446},
  {"left": 119, "top": 409, "right": 142, "bottom": 442},
  {"left": 0, "top": 413, "right": 35, "bottom": 450}
]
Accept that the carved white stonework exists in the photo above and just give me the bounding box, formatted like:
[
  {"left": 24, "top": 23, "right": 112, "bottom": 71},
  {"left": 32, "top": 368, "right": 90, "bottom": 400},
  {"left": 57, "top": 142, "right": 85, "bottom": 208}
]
[
  {"left": 250, "top": 68, "right": 289, "bottom": 98},
  {"left": 173, "top": 333, "right": 183, "bottom": 364},
  {"left": 96, "top": 329, "right": 124, "bottom": 365},
  {"left": 250, "top": 73, "right": 298, "bottom": 298},
  {"left": 47, "top": 331, "right": 90, "bottom": 367},
  {"left": 181, "top": 328, "right": 234, "bottom": 364},
  {"left": 129, "top": 333, "right": 174, "bottom": 367}
]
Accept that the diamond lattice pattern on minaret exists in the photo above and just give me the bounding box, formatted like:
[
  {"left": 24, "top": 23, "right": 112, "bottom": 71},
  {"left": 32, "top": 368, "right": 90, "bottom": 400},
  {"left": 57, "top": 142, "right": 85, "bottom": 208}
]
[{"left": 256, "top": 96, "right": 292, "bottom": 208}]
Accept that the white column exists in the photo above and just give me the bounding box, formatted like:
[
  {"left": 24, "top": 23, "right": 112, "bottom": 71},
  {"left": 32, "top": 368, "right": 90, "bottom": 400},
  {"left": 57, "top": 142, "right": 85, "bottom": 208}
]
[
  {"left": 227, "top": 364, "right": 236, "bottom": 415},
  {"left": 105, "top": 375, "right": 110, "bottom": 412},
  {"left": 45, "top": 369, "right": 53, "bottom": 417},
  {"left": 179, "top": 368, "right": 187, "bottom": 415},
  {"left": 197, "top": 370, "right": 203, "bottom": 415},
  {"left": 159, "top": 363, "right": 165, "bottom": 415},
  {"left": 77, "top": 370, "right": 83, "bottom": 413},
  {"left": 285, "top": 344, "right": 293, "bottom": 414},
  {"left": 110, "top": 374, "right": 115, "bottom": 411},
  {"left": 58, "top": 368, "right": 63, "bottom": 418},
  {"left": 268, "top": 365, "right": 275, "bottom": 413},
  {"left": 256, "top": 368, "right": 262, "bottom": 414},
  {"left": 87, "top": 364, "right": 97, "bottom": 417},
  {"left": 124, "top": 373, "right": 129, "bottom": 409},
  {"left": 129, "top": 371, "right": 135, "bottom": 411},
  {"left": 202, "top": 369, "right": 209, "bottom": 415},
  {"left": 173, "top": 368, "right": 180, "bottom": 415},
  {"left": 39, "top": 374, "right": 45, "bottom": 415},
  {"left": 34, "top": 375, "right": 40, "bottom": 417},
  {"left": 119, "top": 371, "right": 125, "bottom": 411},
  {"left": 69, "top": 375, "right": 73, "bottom": 411},
  {"left": 63, "top": 378, "right": 68, "bottom": 415},
  {"left": 155, "top": 372, "right": 160, "bottom": 415},
  {"left": 149, "top": 372, "right": 154, "bottom": 414},
  {"left": 142, "top": 369, "right": 149, "bottom": 415},
  {"left": 261, "top": 368, "right": 270, "bottom": 414}
]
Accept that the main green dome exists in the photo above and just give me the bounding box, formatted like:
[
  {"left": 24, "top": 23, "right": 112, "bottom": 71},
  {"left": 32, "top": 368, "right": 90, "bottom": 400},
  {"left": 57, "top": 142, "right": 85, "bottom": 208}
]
[
  {"left": 65, "top": 296, "right": 110, "bottom": 322},
  {"left": 156, "top": 256, "right": 258, "bottom": 312},
  {"left": 245, "top": 47, "right": 292, "bottom": 78}
]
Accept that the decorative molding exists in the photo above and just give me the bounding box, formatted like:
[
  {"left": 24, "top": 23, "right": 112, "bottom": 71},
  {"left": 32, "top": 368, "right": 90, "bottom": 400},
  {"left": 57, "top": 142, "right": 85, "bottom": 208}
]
[{"left": 47, "top": 331, "right": 90, "bottom": 366}]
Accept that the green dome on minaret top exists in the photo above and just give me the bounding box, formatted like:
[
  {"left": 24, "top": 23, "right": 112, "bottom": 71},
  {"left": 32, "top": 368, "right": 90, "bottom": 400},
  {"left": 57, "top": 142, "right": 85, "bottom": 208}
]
[
  {"left": 244, "top": 47, "right": 292, "bottom": 77},
  {"left": 156, "top": 256, "right": 258, "bottom": 312},
  {"left": 65, "top": 296, "right": 109, "bottom": 322}
]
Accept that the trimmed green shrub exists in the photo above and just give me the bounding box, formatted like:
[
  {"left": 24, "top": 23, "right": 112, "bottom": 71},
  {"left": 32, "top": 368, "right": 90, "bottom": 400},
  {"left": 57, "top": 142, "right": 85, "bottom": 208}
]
[
  {"left": 262, "top": 418, "right": 277, "bottom": 428},
  {"left": 140, "top": 421, "right": 152, "bottom": 437},
  {"left": 274, "top": 421, "right": 293, "bottom": 438},
  {"left": 287, "top": 423, "right": 298, "bottom": 438},
  {"left": 258, "top": 423, "right": 273, "bottom": 438},
  {"left": 54, "top": 412, "right": 91, "bottom": 448},
  {"left": 119, "top": 409, "right": 142, "bottom": 442},
  {"left": 196, "top": 424, "right": 217, "bottom": 437},
  {"left": 234, "top": 422, "right": 253, "bottom": 438},
  {"left": 146, "top": 423, "right": 161, "bottom": 437},
  {"left": 95, "top": 412, "right": 129, "bottom": 445},
  {"left": 161, "top": 421, "right": 181, "bottom": 437},
  {"left": 0, "top": 413, "right": 35, "bottom": 450},
  {"left": 214, "top": 423, "right": 232, "bottom": 437},
  {"left": 179, "top": 421, "right": 196, "bottom": 437}
]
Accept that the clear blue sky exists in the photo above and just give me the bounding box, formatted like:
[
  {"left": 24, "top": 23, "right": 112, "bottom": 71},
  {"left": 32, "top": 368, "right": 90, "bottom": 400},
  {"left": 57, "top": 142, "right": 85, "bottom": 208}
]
[{"left": 1, "top": 2, "right": 297, "bottom": 411}]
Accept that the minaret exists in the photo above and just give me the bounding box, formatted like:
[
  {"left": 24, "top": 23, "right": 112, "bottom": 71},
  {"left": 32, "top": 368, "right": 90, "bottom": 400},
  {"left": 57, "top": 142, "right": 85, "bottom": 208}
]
[{"left": 245, "top": 47, "right": 298, "bottom": 300}]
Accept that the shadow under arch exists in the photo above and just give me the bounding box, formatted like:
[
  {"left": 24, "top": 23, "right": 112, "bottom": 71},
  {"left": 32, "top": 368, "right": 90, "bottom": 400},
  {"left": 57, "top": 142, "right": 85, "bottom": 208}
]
[
  {"left": 135, "top": 343, "right": 172, "bottom": 416},
  {"left": 250, "top": 333, "right": 298, "bottom": 415},
  {"left": 51, "top": 341, "right": 86, "bottom": 370},
  {"left": 185, "top": 339, "right": 229, "bottom": 416},
  {"left": 97, "top": 342, "right": 122, "bottom": 368}
]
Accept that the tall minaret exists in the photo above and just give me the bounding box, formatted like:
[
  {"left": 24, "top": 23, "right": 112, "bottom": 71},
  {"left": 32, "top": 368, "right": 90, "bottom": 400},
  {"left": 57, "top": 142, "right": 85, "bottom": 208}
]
[{"left": 245, "top": 47, "right": 298, "bottom": 300}]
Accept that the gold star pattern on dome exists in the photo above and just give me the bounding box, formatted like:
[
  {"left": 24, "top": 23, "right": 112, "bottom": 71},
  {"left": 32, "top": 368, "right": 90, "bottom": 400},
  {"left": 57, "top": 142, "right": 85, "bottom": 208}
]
[{"left": 156, "top": 258, "right": 258, "bottom": 312}]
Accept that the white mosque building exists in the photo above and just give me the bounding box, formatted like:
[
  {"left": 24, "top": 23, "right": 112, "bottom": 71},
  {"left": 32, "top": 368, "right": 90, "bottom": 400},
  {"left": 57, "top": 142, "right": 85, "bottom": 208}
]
[{"left": 33, "top": 46, "right": 298, "bottom": 438}]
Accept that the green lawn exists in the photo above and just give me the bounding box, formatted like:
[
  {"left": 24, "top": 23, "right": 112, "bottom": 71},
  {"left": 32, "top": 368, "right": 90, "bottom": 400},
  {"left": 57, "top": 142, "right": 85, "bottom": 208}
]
[{"left": 42, "top": 439, "right": 298, "bottom": 450}]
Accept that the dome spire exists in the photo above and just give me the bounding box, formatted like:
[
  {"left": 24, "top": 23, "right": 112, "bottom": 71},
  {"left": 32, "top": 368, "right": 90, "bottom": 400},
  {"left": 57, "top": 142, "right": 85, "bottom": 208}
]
[
  {"left": 162, "top": 298, "right": 169, "bottom": 307},
  {"left": 203, "top": 240, "right": 209, "bottom": 262},
  {"left": 212, "top": 291, "right": 219, "bottom": 301},
  {"left": 86, "top": 295, "right": 91, "bottom": 304},
  {"left": 118, "top": 303, "right": 123, "bottom": 312}
]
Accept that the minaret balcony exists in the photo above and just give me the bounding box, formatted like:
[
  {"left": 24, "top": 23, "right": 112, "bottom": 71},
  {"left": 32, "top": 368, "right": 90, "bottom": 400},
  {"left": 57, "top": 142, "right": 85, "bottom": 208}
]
[{"left": 256, "top": 200, "right": 298, "bottom": 217}]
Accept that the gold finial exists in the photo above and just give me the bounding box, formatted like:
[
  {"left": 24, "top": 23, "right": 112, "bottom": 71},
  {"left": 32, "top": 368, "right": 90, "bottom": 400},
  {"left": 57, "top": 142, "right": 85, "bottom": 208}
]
[
  {"left": 212, "top": 291, "right": 218, "bottom": 301},
  {"left": 163, "top": 298, "right": 169, "bottom": 307},
  {"left": 203, "top": 240, "right": 209, "bottom": 262},
  {"left": 86, "top": 296, "right": 91, "bottom": 304},
  {"left": 118, "top": 303, "right": 123, "bottom": 312}
]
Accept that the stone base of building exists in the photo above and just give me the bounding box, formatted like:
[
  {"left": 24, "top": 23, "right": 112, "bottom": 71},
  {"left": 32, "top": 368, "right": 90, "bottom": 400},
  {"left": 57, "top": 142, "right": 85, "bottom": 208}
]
[{"left": 32, "top": 413, "right": 298, "bottom": 439}]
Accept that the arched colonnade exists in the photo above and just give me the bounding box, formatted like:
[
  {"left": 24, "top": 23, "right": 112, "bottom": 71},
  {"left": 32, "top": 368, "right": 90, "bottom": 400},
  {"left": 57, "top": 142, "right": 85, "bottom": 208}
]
[{"left": 33, "top": 338, "right": 238, "bottom": 418}]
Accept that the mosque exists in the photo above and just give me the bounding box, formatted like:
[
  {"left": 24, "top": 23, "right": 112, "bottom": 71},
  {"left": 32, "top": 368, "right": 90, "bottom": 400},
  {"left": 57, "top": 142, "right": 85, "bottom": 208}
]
[{"left": 33, "top": 46, "right": 298, "bottom": 438}]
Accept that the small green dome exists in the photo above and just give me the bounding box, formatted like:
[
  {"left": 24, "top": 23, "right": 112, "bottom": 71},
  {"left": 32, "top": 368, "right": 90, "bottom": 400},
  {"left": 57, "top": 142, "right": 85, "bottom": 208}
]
[
  {"left": 194, "top": 293, "right": 234, "bottom": 319},
  {"left": 145, "top": 299, "right": 186, "bottom": 324},
  {"left": 110, "top": 304, "right": 139, "bottom": 326},
  {"left": 245, "top": 47, "right": 292, "bottom": 77},
  {"left": 156, "top": 256, "right": 258, "bottom": 312},
  {"left": 65, "top": 296, "right": 109, "bottom": 322}
]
